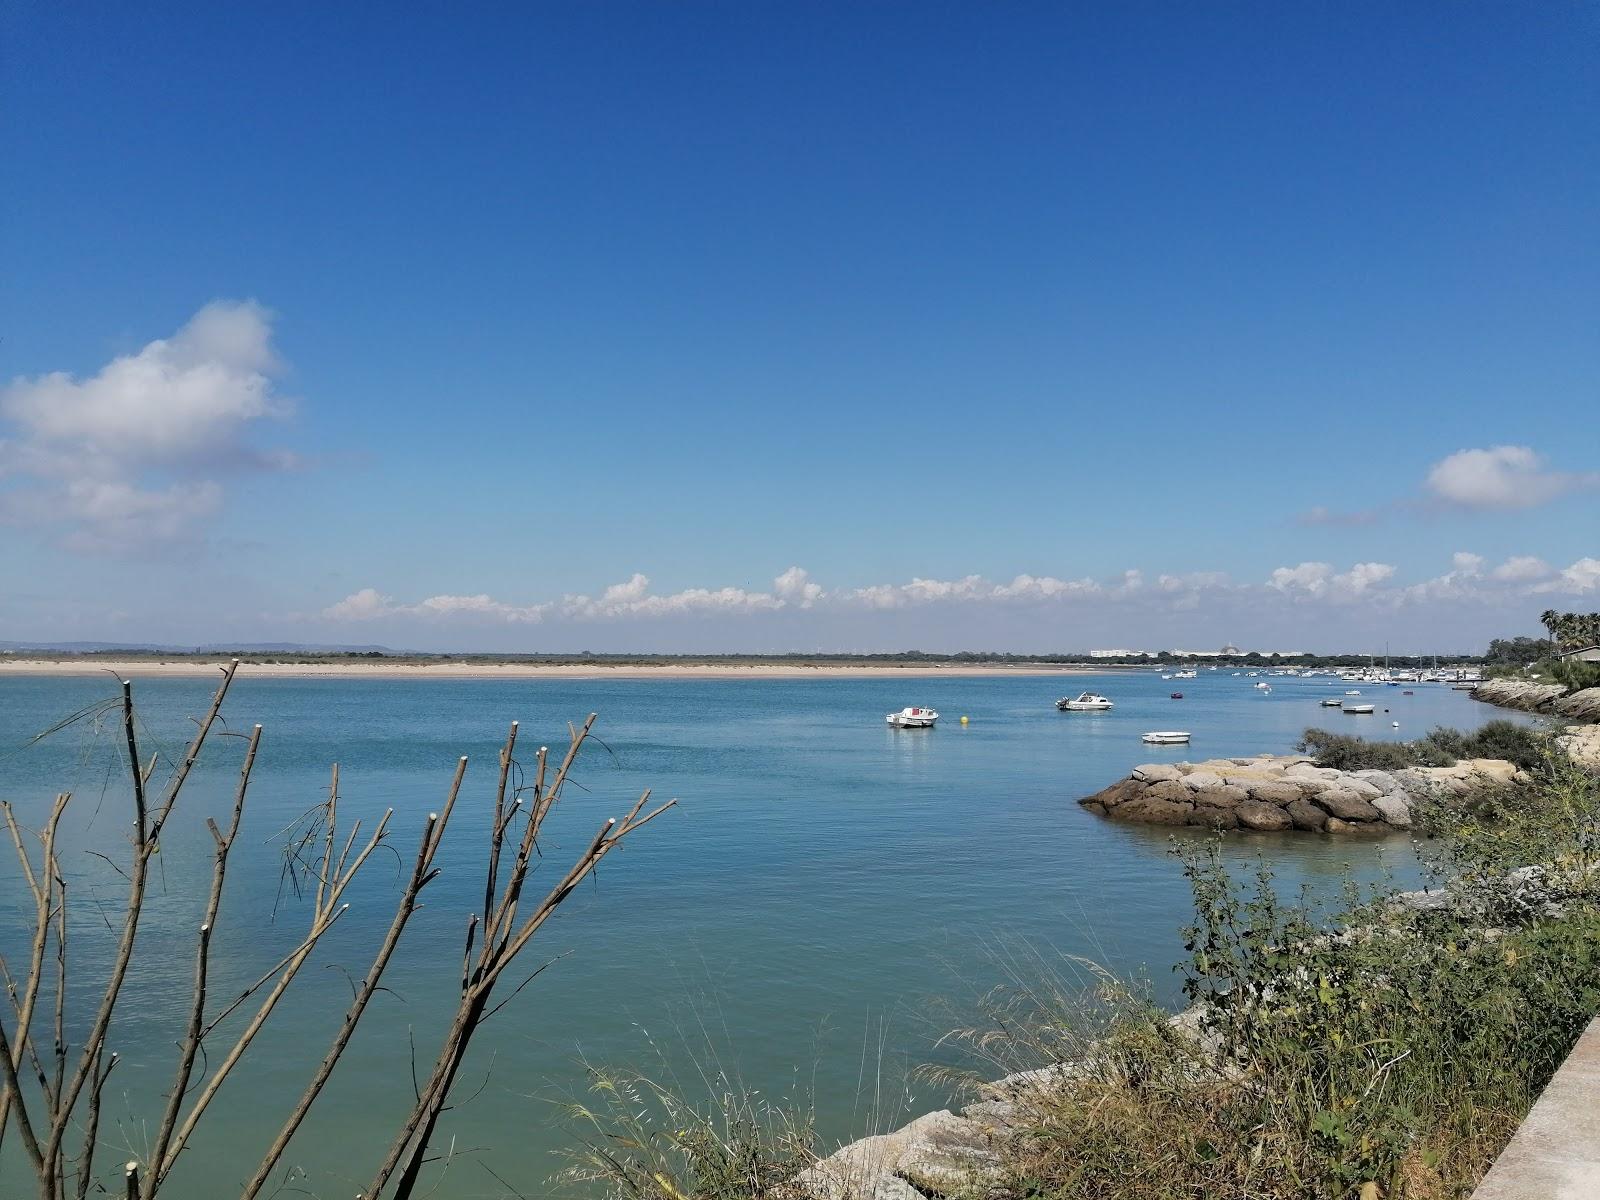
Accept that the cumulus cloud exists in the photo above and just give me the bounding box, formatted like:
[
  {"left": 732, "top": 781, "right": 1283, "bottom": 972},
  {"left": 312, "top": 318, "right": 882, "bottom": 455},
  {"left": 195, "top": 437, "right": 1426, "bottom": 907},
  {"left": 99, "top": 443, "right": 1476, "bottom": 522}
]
[
  {"left": 773, "top": 566, "right": 824, "bottom": 607},
  {"left": 1426, "top": 446, "right": 1599, "bottom": 510},
  {"left": 0, "top": 301, "right": 293, "bottom": 551},
  {"left": 1541, "top": 558, "right": 1600, "bottom": 595},
  {"left": 1490, "top": 555, "right": 1554, "bottom": 583},
  {"left": 1267, "top": 561, "right": 1396, "bottom": 601}
]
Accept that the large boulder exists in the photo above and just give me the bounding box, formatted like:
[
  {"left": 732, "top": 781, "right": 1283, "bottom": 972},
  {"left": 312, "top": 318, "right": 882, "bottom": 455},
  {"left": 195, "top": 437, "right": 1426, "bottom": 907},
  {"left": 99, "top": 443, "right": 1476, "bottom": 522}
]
[
  {"left": 1338, "top": 777, "right": 1384, "bottom": 801},
  {"left": 1285, "top": 799, "right": 1328, "bottom": 831},
  {"left": 1115, "top": 795, "right": 1193, "bottom": 826},
  {"left": 1315, "top": 789, "right": 1383, "bottom": 822},
  {"left": 1144, "top": 780, "right": 1194, "bottom": 804},
  {"left": 1285, "top": 775, "right": 1337, "bottom": 796},
  {"left": 1132, "top": 764, "right": 1184, "bottom": 784},
  {"left": 1192, "top": 784, "right": 1249, "bottom": 809},
  {"left": 1235, "top": 799, "right": 1293, "bottom": 831},
  {"left": 1286, "top": 763, "right": 1340, "bottom": 782},
  {"left": 1080, "top": 778, "right": 1142, "bottom": 810},
  {"left": 1372, "top": 793, "right": 1413, "bottom": 827},
  {"left": 1187, "top": 805, "right": 1238, "bottom": 829},
  {"left": 1248, "top": 781, "right": 1305, "bottom": 807},
  {"left": 1182, "top": 770, "right": 1225, "bottom": 792},
  {"left": 893, "top": 1110, "right": 1002, "bottom": 1198},
  {"left": 1352, "top": 769, "right": 1401, "bottom": 796}
]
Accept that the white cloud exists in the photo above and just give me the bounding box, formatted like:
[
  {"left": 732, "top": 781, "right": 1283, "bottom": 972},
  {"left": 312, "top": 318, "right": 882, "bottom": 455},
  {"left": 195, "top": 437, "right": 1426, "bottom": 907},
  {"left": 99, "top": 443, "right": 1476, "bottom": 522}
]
[
  {"left": 1268, "top": 561, "right": 1395, "bottom": 601},
  {"left": 0, "top": 301, "right": 292, "bottom": 551},
  {"left": 1425, "top": 445, "right": 1598, "bottom": 510},
  {"left": 1490, "top": 555, "right": 1553, "bottom": 583},
  {"left": 773, "top": 566, "right": 824, "bottom": 607},
  {"left": 1451, "top": 552, "right": 1485, "bottom": 574},
  {"left": 1542, "top": 557, "right": 1600, "bottom": 595},
  {"left": 323, "top": 588, "right": 394, "bottom": 621}
]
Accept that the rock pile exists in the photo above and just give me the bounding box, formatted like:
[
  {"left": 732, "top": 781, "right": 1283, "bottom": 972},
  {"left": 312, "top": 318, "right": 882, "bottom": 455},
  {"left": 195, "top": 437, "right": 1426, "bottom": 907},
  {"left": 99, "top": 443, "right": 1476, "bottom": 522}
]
[{"left": 1077, "top": 753, "right": 1426, "bottom": 833}]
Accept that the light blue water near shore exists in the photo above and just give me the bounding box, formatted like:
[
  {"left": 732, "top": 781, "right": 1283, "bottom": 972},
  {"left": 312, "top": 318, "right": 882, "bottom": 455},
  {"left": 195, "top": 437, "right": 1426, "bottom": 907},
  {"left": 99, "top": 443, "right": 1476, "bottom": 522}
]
[{"left": 0, "top": 670, "right": 1538, "bottom": 1196}]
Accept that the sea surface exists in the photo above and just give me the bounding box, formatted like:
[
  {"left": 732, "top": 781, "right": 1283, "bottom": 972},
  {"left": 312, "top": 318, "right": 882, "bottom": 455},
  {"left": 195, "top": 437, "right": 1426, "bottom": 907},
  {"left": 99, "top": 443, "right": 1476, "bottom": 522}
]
[{"left": 0, "top": 670, "right": 1537, "bottom": 1196}]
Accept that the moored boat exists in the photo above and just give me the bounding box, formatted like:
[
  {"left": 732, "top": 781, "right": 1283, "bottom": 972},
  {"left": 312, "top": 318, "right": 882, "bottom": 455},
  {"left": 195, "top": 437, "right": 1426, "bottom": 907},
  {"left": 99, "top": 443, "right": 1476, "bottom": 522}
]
[
  {"left": 1343, "top": 703, "right": 1376, "bottom": 715},
  {"left": 1321, "top": 698, "right": 1343, "bottom": 707},
  {"left": 1142, "top": 730, "right": 1191, "bottom": 744},
  {"left": 1057, "top": 692, "right": 1114, "bottom": 711},
  {"left": 886, "top": 706, "right": 939, "bottom": 728}
]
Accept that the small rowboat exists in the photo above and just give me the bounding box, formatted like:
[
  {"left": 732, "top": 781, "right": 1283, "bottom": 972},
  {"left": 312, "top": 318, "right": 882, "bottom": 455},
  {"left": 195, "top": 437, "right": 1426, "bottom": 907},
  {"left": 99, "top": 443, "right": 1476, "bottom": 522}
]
[
  {"left": 1141, "top": 731, "right": 1191, "bottom": 745},
  {"left": 1343, "top": 704, "right": 1376, "bottom": 715},
  {"left": 1170, "top": 692, "right": 1184, "bottom": 699},
  {"left": 1321, "top": 698, "right": 1343, "bottom": 707}
]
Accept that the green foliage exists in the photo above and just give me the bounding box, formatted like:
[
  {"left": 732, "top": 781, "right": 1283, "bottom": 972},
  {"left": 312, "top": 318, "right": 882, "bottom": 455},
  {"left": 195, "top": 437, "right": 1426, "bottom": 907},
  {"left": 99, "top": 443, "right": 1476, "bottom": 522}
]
[
  {"left": 1485, "top": 636, "right": 1553, "bottom": 664},
  {"left": 1539, "top": 609, "right": 1600, "bottom": 653},
  {"left": 1299, "top": 721, "right": 1551, "bottom": 773},
  {"left": 1550, "top": 657, "right": 1600, "bottom": 692}
]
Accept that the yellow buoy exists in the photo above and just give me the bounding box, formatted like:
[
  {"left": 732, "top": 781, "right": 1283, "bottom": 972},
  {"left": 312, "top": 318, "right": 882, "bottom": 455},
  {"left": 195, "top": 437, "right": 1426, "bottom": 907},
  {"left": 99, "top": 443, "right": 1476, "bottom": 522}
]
[{"left": 960, "top": 715, "right": 969, "bottom": 725}]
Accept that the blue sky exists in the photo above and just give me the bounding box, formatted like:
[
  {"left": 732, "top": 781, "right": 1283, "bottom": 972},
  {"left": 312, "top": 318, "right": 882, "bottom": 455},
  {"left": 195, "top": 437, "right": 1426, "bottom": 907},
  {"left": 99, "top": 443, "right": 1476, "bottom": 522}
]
[{"left": 1, "top": 2, "right": 1596, "bottom": 653}]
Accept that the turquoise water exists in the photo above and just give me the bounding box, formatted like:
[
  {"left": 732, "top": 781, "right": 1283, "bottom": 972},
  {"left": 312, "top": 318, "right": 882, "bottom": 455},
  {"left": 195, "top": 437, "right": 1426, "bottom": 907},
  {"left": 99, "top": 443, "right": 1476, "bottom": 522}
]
[{"left": 0, "top": 670, "right": 1531, "bottom": 1196}]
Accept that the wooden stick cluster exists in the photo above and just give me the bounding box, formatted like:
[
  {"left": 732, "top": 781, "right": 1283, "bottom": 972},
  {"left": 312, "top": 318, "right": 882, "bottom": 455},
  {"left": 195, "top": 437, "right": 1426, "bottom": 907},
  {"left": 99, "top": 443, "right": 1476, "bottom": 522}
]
[{"left": 0, "top": 665, "right": 672, "bottom": 1200}]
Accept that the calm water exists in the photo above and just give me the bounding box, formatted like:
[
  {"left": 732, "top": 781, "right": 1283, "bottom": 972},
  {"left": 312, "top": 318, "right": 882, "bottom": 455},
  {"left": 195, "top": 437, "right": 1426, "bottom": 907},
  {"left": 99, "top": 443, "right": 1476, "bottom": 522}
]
[{"left": 0, "top": 670, "right": 1532, "bottom": 1196}]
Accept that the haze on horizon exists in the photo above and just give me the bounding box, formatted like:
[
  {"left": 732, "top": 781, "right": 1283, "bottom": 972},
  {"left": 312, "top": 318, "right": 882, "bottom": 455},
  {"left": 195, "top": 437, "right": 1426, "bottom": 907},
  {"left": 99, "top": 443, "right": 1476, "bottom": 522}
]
[{"left": 1, "top": 3, "right": 1595, "bottom": 656}]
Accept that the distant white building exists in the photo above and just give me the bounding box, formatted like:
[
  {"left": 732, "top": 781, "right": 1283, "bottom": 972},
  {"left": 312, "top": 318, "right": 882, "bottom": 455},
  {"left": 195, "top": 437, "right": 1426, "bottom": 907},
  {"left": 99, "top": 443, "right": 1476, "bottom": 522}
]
[
  {"left": 1089, "top": 648, "right": 1149, "bottom": 658},
  {"left": 1559, "top": 644, "right": 1600, "bottom": 663}
]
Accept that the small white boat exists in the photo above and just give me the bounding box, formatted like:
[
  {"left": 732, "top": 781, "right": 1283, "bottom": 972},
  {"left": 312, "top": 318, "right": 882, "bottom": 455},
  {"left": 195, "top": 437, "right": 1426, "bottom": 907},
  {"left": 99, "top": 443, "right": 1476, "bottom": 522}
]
[
  {"left": 1057, "top": 692, "right": 1114, "bottom": 712},
  {"left": 1343, "top": 704, "right": 1376, "bottom": 715},
  {"left": 886, "top": 706, "right": 939, "bottom": 728},
  {"left": 1321, "top": 698, "right": 1344, "bottom": 707},
  {"left": 1345, "top": 689, "right": 1362, "bottom": 696},
  {"left": 1173, "top": 669, "right": 1197, "bottom": 679},
  {"left": 1254, "top": 681, "right": 1271, "bottom": 690},
  {"left": 1142, "top": 731, "right": 1191, "bottom": 745}
]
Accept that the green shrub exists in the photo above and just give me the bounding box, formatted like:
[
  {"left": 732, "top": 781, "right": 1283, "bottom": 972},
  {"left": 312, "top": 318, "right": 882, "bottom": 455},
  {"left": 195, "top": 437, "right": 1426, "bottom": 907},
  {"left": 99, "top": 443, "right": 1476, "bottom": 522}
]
[{"left": 1299, "top": 721, "right": 1553, "bottom": 773}]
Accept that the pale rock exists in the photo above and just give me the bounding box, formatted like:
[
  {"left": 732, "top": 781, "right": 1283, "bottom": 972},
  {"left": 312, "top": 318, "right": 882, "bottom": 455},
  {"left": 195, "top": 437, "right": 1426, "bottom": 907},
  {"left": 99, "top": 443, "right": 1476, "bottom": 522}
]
[
  {"left": 1352, "top": 769, "right": 1401, "bottom": 795},
  {"left": 1372, "top": 793, "right": 1413, "bottom": 828},
  {"left": 1182, "top": 770, "right": 1225, "bottom": 791},
  {"left": 1315, "top": 789, "right": 1382, "bottom": 822},
  {"left": 1235, "top": 799, "right": 1293, "bottom": 831},
  {"left": 1247, "top": 781, "right": 1305, "bottom": 807},
  {"left": 1132, "top": 764, "right": 1183, "bottom": 784},
  {"left": 1285, "top": 798, "right": 1327, "bottom": 831}
]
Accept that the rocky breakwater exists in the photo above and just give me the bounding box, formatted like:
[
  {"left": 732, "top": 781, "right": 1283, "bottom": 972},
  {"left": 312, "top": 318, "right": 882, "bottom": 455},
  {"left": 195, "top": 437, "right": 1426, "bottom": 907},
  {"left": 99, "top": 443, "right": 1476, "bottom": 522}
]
[
  {"left": 1078, "top": 754, "right": 1423, "bottom": 834},
  {"left": 1472, "top": 678, "right": 1600, "bottom": 723}
]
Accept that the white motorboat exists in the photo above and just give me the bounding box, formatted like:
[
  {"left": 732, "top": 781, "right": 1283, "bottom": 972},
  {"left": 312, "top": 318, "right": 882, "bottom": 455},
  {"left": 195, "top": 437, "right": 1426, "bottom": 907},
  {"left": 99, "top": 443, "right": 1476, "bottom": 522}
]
[
  {"left": 1142, "top": 731, "right": 1191, "bottom": 745},
  {"left": 1057, "top": 692, "right": 1114, "bottom": 711},
  {"left": 1345, "top": 689, "right": 1362, "bottom": 696},
  {"left": 1343, "top": 704, "right": 1376, "bottom": 715},
  {"left": 1173, "top": 669, "right": 1198, "bottom": 679},
  {"left": 1254, "top": 681, "right": 1271, "bottom": 690},
  {"left": 1320, "top": 698, "right": 1344, "bottom": 707},
  {"left": 886, "top": 706, "right": 939, "bottom": 728}
]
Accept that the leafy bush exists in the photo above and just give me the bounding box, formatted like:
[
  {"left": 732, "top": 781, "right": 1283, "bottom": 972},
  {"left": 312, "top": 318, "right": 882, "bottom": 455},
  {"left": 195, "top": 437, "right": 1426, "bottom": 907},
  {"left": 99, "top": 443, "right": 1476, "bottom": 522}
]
[{"left": 1299, "top": 721, "right": 1551, "bottom": 773}]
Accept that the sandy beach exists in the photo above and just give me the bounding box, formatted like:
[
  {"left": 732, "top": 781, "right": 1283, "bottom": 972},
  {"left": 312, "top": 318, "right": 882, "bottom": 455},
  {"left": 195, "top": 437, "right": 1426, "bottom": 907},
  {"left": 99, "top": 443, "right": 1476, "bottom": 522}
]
[{"left": 0, "top": 658, "right": 1103, "bottom": 681}]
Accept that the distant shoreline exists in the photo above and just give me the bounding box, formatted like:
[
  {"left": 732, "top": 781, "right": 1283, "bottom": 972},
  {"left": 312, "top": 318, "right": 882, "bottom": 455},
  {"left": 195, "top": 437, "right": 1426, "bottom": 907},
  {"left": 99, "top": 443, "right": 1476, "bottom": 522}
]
[{"left": 0, "top": 658, "right": 1109, "bottom": 680}]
